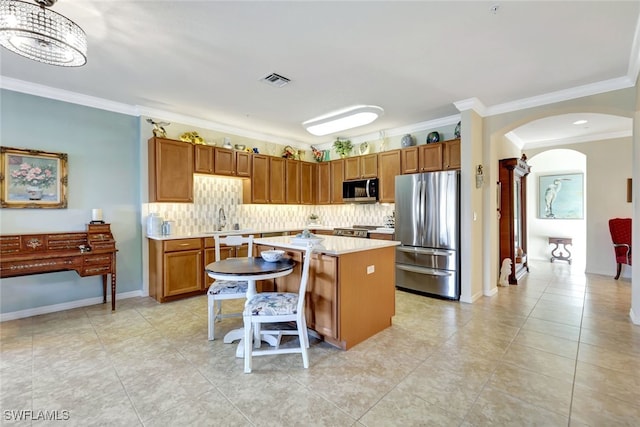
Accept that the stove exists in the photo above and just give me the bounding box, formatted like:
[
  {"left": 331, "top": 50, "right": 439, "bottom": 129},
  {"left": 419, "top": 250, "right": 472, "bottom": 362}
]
[{"left": 332, "top": 225, "right": 378, "bottom": 238}]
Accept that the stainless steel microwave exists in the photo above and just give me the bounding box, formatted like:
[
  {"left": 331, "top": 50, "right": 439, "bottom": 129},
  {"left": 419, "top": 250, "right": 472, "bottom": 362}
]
[{"left": 343, "top": 178, "right": 378, "bottom": 203}]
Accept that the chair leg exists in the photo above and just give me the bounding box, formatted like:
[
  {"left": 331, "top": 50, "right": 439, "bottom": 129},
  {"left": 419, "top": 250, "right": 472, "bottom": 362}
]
[
  {"left": 615, "top": 263, "right": 622, "bottom": 280},
  {"left": 297, "top": 317, "right": 309, "bottom": 369},
  {"left": 208, "top": 295, "right": 215, "bottom": 341},
  {"left": 243, "top": 314, "right": 253, "bottom": 373}
]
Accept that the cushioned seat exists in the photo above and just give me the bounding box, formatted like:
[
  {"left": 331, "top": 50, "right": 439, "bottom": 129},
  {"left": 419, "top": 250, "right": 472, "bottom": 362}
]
[
  {"left": 608, "top": 218, "right": 631, "bottom": 280},
  {"left": 207, "top": 235, "right": 253, "bottom": 340}
]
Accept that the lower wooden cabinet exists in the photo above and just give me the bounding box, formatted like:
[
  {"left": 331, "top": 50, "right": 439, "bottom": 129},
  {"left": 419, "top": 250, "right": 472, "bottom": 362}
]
[{"left": 149, "top": 238, "right": 203, "bottom": 302}]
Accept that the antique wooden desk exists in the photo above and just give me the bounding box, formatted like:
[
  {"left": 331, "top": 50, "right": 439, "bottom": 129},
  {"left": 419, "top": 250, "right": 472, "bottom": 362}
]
[{"left": 0, "top": 223, "right": 117, "bottom": 310}]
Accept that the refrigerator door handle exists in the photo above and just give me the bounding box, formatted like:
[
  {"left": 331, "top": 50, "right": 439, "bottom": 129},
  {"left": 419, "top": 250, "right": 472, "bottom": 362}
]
[
  {"left": 396, "top": 264, "right": 453, "bottom": 277},
  {"left": 397, "top": 247, "right": 455, "bottom": 257}
]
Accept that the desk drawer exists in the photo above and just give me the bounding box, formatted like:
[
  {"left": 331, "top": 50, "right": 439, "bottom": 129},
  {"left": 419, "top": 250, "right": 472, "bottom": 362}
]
[
  {"left": 82, "top": 265, "right": 112, "bottom": 276},
  {"left": 0, "top": 257, "right": 82, "bottom": 277}
]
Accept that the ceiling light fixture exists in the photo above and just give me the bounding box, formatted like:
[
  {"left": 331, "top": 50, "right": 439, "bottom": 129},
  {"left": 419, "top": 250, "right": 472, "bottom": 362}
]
[
  {"left": 573, "top": 119, "right": 588, "bottom": 125},
  {"left": 0, "top": 0, "right": 87, "bottom": 67},
  {"left": 303, "top": 105, "right": 384, "bottom": 136}
]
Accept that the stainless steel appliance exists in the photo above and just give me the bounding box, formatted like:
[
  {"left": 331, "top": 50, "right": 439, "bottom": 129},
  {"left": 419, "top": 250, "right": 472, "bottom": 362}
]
[
  {"left": 332, "top": 226, "right": 372, "bottom": 238},
  {"left": 395, "top": 171, "right": 460, "bottom": 300},
  {"left": 342, "top": 178, "right": 378, "bottom": 203}
]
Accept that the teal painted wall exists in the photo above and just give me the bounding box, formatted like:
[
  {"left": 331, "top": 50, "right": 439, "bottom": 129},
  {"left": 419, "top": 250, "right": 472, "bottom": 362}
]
[{"left": 0, "top": 90, "right": 142, "bottom": 314}]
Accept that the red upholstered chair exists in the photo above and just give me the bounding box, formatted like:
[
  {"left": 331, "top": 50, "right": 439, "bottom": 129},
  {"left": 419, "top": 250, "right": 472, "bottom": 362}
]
[{"left": 608, "top": 218, "right": 632, "bottom": 280}]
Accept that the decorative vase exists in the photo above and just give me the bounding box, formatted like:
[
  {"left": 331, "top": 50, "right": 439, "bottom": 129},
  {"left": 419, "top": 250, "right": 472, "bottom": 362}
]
[{"left": 26, "top": 186, "right": 43, "bottom": 200}]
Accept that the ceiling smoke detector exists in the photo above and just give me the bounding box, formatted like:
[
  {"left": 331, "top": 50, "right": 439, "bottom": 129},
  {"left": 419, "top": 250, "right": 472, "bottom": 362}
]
[{"left": 261, "top": 72, "right": 291, "bottom": 87}]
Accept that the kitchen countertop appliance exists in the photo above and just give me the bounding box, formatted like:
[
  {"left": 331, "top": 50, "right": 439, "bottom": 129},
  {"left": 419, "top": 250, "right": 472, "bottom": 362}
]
[
  {"left": 395, "top": 170, "right": 460, "bottom": 300},
  {"left": 332, "top": 225, "right": 377, "bottom": 238}
]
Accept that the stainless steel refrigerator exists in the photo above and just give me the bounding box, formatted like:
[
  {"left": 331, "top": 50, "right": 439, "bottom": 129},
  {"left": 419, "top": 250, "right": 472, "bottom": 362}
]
[{"left": 395, "top": 170, "right": 460, "bottom": 300}]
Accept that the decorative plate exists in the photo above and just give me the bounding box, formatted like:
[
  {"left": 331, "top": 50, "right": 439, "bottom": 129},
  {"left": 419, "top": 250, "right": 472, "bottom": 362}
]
[{"left": 359, "top": 142, "right": 370, "bottom": 155}]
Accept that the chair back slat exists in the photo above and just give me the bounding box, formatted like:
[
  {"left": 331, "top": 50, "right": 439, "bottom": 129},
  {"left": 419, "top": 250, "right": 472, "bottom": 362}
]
[{"left": 214, "top": 234, "right": 254, "bottom": 261}]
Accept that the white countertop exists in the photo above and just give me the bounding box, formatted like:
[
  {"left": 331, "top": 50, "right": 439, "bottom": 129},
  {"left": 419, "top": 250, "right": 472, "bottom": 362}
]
[
  {"left": 146, "top": 225, "right": 395, "bottom": 241},
  {"left": 254, "top": 235, "right": 400, "bottom": 256}
]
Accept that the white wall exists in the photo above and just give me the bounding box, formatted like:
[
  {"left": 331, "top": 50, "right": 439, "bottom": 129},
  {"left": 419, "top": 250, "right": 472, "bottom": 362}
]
[
  {"left": 527, "top": 149, "right": 587, "bottom": 270},
  {"left": 527, "top": 138, "right": 632, "bottom": 277}
]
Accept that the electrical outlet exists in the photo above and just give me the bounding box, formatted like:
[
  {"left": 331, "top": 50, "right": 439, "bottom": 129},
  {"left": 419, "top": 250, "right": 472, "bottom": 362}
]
[{"left": 367, "top": 265, "right": 375, "bottom": 274}]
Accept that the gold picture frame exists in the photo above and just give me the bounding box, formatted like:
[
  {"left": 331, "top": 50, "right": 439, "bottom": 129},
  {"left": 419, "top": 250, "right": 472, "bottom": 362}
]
[{"left": 1, "top": 146, "right": 68, "bottom": 209}]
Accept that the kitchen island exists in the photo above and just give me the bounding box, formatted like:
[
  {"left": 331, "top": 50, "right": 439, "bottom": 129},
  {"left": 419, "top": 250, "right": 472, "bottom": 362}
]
[{"left": 254, "top": 235, "right": 400, "bottom": 350}]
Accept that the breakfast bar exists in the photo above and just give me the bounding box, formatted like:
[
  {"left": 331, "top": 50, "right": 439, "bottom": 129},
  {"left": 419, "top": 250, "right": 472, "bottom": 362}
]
[{"left": 254, "top": 235, "right": 400, "bottom": 350}]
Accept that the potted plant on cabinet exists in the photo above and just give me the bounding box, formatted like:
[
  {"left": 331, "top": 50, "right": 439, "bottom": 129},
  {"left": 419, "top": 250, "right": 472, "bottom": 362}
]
[{"left": 333, "top": 138, "right": 353, "bottom": 158}]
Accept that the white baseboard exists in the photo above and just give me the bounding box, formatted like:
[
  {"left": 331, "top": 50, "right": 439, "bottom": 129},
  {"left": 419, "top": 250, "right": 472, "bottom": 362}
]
[
  {"left": 484, "top": 286, "right": 499, "bottom": 297},
  {"left": 0, "top": 290, "right": 143, "bottom": 322},
  {"left": 630, "top": 307, "right": 640, "bottom": 325}
]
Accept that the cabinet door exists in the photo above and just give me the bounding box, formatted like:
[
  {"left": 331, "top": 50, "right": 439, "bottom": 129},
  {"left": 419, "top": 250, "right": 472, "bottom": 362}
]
[
  {"left": 269, "top": 157, "right": 286, "bottom": 204},
  {"left": 378, "top": 150, "right": 401, "bottom": 203},
  {"left": 214, "top": 147, "right": 235, "bottom": 176},
  {"left": 285, "top": 159, "right": 301, "bottom": 204},
  {"left": 330, "top": 160, "right": 344, "bottom": 204},
  {"left": 443, "top": 139, "right": 461, "bottom": 170},
  {"left": 246, "top": 154, "right": 269, "bottom": 203},
  {"left": 360, "top": 154, "right": 378, "bottom": 178},
  {"left": 400, "top": 147, "right": 419, "bottom": 174},
  {"left": 316, "top": 162, "right": 330, "bottom": 205},
  {"left": 148, "top": 138, "right": 194, "bottom": 202},
  {"left": 343, "top": 157, "right": 361, "bottom": 181},
  {"left": 235, "top": 151, "right": 251, "bottom": 177},
  {"left": 308, "top": 253, "right": 338, "bottom": 339},
  {"left": 300, "top": 162, "right": 315, "bottom": 205},
  {"left": 419, "top": 144, "right": 443, "bottom": 172},
  {"left": 194, "top": 145, "right": 214, "bottom": 174},
  {"left": 164, "top": 249, "right": 202, "bottom": 297}
]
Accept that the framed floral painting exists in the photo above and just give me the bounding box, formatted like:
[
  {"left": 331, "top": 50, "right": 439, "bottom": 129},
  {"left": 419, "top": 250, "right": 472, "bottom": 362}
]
[{"left": 1, "top": 146, "right": 68, "bottom": 209}]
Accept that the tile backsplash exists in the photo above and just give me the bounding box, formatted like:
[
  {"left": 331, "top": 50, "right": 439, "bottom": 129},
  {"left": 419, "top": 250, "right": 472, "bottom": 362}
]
[{"left": 144, "top": 175, "right": 394, "bottom": 234}]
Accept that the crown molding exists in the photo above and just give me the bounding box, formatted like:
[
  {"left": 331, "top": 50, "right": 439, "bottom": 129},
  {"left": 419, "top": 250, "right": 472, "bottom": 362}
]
[
  {"left": 454, "top": 97, "right": 488, "bottom": 116},
  {"left": 512, "top": 129, "right": 632, "bottom": 150},
  {"left": 136, "top": 106, "right": 307, "bottom": 150},
  {"left": 487, "top": 77, "right": 634, "bottom": 117},
  {"left": 0, "top": 76, "right": 138, "bottom": 116}
]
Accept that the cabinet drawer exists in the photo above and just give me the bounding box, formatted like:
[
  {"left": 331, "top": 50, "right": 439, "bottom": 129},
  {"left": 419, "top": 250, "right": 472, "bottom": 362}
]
[
  {"left": 164, "top": 239, "right": 202, "bottom": 252},
  {"left": 82, "top": 264, "right": 112, "bottom": 276},
  {"left": 83, "top": 254, "right": 112, "bottom": 265}
]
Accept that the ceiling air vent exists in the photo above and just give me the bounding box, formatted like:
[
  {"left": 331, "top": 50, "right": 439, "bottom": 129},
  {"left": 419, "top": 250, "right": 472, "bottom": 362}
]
[{"left": 261, "top": 73, "right": 291, "bottom": 87}]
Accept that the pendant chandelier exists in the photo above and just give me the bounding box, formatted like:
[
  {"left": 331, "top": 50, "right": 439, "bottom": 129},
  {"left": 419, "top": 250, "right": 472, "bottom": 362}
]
[{"left": 0, "top": 0, "right": 86, "bottom": 67}]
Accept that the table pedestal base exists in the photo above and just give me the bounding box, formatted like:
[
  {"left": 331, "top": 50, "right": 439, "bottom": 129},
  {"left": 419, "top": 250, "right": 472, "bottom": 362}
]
[{"left": 549, "top": 237, "right": 572, "bottom": 264}]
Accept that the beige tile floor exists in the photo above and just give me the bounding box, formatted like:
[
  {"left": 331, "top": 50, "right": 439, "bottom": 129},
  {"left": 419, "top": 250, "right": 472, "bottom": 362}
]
[{"left": 1, "top": 260, "right": 639, "bottom": 426}]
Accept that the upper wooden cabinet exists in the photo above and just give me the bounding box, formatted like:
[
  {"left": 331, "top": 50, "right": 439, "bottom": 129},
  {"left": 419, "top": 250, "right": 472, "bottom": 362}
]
[
  {"left": 269, "top": 157, "right": 286, "bottom": 204},
  {"left": 148, "top": 137, "right": 194, "bottom": 203},
  {"left": 214, "top": 147, "right": 251, "bottom": 177},
  {"left": 285, "top": 159, "right": 301, "bottom": 204},
  {"left": 378, "top": 150, "right": 401, "bottom": 203},
  {"left": 400, "top": 139, "right": 460, "bottom": 174},
  {"left": 316, "top": 162, "right": 330, "bottom": 205},
  {"left": 344, "top": 154, "right": 378, "bottom": 180},
  {"left": 243, "top": 154, "right": 269, "bottom": 203},
  {"left": 443, "top": 139, "right": 461, "bottom": 170},
  {"left": 194, "top": 145, "right": 215, "bottom": 174},
  {"left": 300, "top": 162, "right": 315, "bottom": 205},
  {"left": 330, "top": 159, "right": 344, "bottom": 204}
]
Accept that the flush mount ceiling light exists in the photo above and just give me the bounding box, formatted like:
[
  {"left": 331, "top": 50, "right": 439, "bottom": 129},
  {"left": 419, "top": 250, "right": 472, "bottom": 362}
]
[
  {"left": 303, "top": 105, "right": 384, "bottom": 136},
  {"left": 573, "top": 119, "right": 588, "bottom": 125},
  {"left": 0, "top": 0, "right": 87, "bottom": 67}
]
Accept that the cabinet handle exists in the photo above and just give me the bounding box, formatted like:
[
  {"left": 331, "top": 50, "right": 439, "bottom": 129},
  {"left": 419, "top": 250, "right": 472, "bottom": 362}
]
[{"left": 179, "top": 243, "right": 189, "bottom": 246}]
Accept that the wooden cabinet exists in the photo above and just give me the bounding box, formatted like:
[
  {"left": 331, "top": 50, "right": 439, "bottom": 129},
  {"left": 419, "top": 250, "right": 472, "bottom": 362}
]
[
  {"left": 330, "top": 159, "right": 344, "bottom": 204},
  {"left": 344, "top": 154, "right": 378, "bottom": 180},
  {"left": 378, "top": 150, "right": 401, "bottom": 203},
  {"left": 316, "top": 162, "right": 330, "bottom": 205},
  {"left": 203, "top": 237, "right": 249, "bottom": 289},
  {"left": 194, "top": 145, "right": 215, "bottom": 174},
  {"left": 213, "top": 147, "right": 251, "bottom": 177},
  {"left": 148, "top": 137, "right": 194, "bottom": 202},
  {"left": 400, "top": 139, "right": 460, "bottom": 174},
  {"left": 300, "top": 162, "right": 315, "bottom": 205},
  {"left": 269, "top": 157, "right": 286, "bottom": 204},
  {"left": 369, "top": 232, "right": 394, "bottom": 241},
  {"left": 443, "top": 139, "right": 461, "bottom": 170},
  {"left": 285, "top": 159, "right": 301, "bottom": 204},
  {"left": 244, "top": 154, "right": 269, "bottom": 203},
  {"left": 499, "top": 156, "right": 531, "bottom": 284},
  {"left": 149, "top": 238, "right": 203, "bottom": 302}
]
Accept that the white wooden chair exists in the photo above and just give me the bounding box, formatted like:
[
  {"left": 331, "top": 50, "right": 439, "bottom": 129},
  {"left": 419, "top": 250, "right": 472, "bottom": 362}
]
[
  {"left": 242, "top": 245, "right": 312, "bottom": 373},
  {"left": 207, "top": 234, "right": 254, "bottom": 341}
]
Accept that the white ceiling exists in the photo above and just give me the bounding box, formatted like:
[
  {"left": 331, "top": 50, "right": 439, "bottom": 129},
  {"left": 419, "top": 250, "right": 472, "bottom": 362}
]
[{"left": 1, "top": 1, "right": 638, "bottom": 148}]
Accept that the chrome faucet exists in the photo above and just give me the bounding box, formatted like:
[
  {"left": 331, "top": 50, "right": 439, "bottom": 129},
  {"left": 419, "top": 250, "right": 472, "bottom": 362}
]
[{"left": 217, "top": 207, "right": 227, "bottom": 231}]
